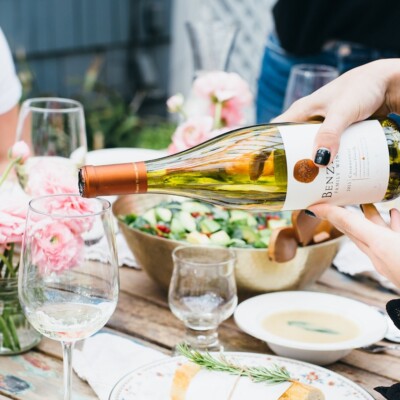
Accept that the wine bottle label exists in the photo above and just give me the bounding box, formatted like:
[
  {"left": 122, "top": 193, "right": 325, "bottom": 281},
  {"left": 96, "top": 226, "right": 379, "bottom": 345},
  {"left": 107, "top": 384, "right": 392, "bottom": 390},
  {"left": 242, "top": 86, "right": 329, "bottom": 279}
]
[{"left": 279, "top": 120, "right": 389, "bottom": 210}]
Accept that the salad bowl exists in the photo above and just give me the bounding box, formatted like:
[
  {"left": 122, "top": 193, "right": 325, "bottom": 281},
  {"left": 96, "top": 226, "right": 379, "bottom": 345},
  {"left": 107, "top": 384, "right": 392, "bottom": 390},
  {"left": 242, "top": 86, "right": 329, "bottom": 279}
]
[{"left": 113, "top": 194, "right": 343, "bottom": 294}]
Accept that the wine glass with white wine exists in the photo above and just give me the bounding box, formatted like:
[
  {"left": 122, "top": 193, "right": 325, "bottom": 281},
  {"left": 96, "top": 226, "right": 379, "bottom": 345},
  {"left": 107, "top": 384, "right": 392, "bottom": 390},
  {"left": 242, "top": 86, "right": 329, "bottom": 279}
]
[{"left": 18, "top": 194, "right": 119, "bottom": 400}]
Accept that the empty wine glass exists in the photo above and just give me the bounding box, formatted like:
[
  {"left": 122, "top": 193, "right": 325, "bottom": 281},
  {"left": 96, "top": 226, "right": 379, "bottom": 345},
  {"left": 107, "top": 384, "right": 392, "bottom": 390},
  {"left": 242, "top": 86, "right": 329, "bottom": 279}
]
[
  {"left": 185, "top": 20, "right": 239, "bottom": 77},
  {"left": 15, "top": 97, "right": 87, "bottom": 192},
  {"left": 19, "top": 194, "right": 119, "bottom": 400},
  {"left": 283, "top": 64, "right": 339, "bottom": 111},
  {"left": 168, "top": 245, "right": 237, "bottom": 352}
]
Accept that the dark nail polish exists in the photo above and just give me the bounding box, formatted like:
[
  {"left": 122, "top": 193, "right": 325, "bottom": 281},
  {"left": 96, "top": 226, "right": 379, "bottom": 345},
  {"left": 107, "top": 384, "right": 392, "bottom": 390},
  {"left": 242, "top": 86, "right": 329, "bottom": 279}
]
[
  {"left": 314, "top": 148, "right": 331, "bottom": 166},
  {"left": 305, "top": 210, "right": 316, "bottom": 218}
]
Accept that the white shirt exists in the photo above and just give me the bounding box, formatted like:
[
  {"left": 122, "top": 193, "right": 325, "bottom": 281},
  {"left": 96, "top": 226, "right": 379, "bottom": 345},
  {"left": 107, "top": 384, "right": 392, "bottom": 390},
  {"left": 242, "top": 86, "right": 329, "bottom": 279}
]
[{"left": 0, "top": 28, "right": 21, "bottom": 113}]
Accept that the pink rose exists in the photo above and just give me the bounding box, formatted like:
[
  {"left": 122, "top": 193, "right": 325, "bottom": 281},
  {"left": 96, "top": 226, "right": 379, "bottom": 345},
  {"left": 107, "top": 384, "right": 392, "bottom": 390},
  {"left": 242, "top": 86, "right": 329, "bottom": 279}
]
[
  {"left": 9, "top": 141, "right": 30, "bottom": 164},
  {"left": 31, "top": 220, "right": 83, "bottom": 274},
  {"left": 166, "top": 93, "right": 184, "bottom": 113},
  {"left": 25, "top": 158, "right": 78, "bottom": 196},
  {"left": 167, "top": 116, "right": 215, "bottom": 154},
  {"left": 0, "top": 193, "right": 29, "bottom": 245}
]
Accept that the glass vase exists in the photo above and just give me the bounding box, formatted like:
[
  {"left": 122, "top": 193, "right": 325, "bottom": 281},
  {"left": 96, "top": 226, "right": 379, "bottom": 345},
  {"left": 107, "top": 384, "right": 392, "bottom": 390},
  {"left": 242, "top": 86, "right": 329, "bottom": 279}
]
[{"left": 0, "top": 278, "right": 41, "bottom": 355}]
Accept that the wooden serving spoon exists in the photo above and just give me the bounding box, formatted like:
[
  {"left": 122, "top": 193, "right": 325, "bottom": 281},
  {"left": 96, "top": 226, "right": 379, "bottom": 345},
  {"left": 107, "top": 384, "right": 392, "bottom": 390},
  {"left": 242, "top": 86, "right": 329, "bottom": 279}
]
[{"left": 267, "top": 225, "right": 298, "bottom": 263}]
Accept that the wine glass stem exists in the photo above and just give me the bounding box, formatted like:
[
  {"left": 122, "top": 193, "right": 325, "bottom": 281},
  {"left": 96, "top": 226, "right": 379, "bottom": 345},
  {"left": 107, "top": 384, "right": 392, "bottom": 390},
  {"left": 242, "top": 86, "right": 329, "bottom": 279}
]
[
  {"left": 185, "top": 326, "right": 220, "bottom": 350},
  {"left": 62, "top": 341, "right": 75, "bottom": 400}
]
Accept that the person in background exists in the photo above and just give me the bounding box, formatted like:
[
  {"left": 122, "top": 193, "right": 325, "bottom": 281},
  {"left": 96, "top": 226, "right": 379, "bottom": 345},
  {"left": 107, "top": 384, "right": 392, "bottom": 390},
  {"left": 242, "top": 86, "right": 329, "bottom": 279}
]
[
  {"left": 256, "top": 0, "right": 400, "bottom": 123},
  {"left": 0, "top": 27, "right": 22, "bottom": 172}
]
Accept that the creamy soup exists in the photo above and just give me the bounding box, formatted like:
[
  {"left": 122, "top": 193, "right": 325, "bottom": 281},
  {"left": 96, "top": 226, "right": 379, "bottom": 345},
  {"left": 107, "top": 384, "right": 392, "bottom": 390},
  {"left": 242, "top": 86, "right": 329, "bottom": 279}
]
[{"left": 262, "top": 310, "right": 360, "bottom": 344}]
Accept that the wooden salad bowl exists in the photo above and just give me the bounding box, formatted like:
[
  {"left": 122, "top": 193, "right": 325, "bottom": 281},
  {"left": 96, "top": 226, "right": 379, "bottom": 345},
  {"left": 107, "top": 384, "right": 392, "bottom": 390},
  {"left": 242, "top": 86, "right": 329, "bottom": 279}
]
[{"left": 112, "top": 194, "right": 343, "bottom": 294}]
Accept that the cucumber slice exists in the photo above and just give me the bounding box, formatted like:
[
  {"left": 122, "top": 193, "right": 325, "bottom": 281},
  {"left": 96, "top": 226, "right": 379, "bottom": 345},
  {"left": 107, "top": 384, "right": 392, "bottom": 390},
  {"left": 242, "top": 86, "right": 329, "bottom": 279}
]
[
  {"left": 200, "top": 219, "right": 221, "bottom": 234},
  {"left": 181, "top": 201, "right": 210, "bottom": 214},
  {"left": 209, "top": 230, "right": 231, "bottom": 246},
  {"left": 155, "top": 207, "right": 172, "bottom": 222},
  {"left": 241, "top": 226, "right": 260, "bottom": 244},
  {"left": 229, "top": 210, "right": 252, "bottom": 223},
  {"left": 142, "top": 209, "right": 157, "bottom": 226},
  {"left": 186, "top": 231, "right": 211, "bottom": 244},
  {"left": 170, "top": 217, "right": 186, "bottom": 234},
  {"left": 177, "top": 211, "right": 197, "bottom": 232},
  {"left": 268, "top": 219, "right": 288, "bottom": 230}
]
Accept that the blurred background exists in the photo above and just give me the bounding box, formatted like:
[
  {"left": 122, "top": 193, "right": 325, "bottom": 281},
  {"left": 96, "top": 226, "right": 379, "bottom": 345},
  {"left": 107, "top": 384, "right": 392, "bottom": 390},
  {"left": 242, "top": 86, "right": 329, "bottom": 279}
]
[{"left": 0, "top": 0, "right": 274, "bottom": 151}]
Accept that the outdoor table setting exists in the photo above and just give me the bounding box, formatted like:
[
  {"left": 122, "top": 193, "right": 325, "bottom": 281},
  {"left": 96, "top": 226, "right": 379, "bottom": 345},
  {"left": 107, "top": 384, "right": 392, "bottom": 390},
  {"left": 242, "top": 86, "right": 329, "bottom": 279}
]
[
  {"left": 0, "top": 39, "right": 400, "bottom": 400},
  {"left": 0, "top": 137, "right": 400, "bottom": 399}
]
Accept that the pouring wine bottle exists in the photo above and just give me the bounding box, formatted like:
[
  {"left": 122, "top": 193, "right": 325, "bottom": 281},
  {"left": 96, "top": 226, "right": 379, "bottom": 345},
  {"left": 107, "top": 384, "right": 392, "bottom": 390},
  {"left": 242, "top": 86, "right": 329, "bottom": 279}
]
[{"left": 78, "top": 118, "right": 400, "bottom": 211}]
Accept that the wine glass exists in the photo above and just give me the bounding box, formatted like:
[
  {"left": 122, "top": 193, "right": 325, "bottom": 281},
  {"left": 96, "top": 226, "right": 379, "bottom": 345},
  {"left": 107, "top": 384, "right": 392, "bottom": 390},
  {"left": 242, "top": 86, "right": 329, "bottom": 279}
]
[
  {"left": 15, "top": 97, "right": 87, "bottom": 192},
  {"left": 168, "top": 245, "right": 237, "bottom": 352},
  {"left": 185, "top": 20, "right": 239, "bottom": 77},
  {"left": 283, "top": 64, "right": 339, "bottom": 111},
  {"left": 18, "top": 194, "right": 119, "bottom": 400}
]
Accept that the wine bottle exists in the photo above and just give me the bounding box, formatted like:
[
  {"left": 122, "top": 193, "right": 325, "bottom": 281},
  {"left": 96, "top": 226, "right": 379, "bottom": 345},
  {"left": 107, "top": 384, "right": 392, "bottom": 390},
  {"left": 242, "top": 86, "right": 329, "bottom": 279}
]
[{"left": 78, "top": 119, "right": 400, "bottom": 211}]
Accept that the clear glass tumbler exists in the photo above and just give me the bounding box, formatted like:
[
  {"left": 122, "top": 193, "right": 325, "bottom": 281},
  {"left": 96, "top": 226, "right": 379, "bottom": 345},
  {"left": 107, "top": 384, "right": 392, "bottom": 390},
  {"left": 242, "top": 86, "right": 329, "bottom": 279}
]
[
  {"left": 168, "top": 245, "right": 237, "bottom": 352},
  {"left": 283, "top": 64, "right": 339, "bottom": 111}
]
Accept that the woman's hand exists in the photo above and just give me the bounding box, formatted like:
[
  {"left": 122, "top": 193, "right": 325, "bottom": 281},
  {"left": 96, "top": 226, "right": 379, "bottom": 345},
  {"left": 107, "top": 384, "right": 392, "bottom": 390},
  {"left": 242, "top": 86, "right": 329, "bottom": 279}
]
[
  {"left": 308, "top": 203, "right": 400, "bottom": 287},
  {"left": 273, "top": 59, "right": 400, "bottom": 165}
]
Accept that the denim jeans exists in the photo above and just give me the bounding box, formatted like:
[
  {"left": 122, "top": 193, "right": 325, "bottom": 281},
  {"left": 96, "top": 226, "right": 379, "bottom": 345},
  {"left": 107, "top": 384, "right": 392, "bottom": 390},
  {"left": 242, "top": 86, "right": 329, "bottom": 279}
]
[{"left": 256, "top": 32, "right": 400, "bottom": 123}]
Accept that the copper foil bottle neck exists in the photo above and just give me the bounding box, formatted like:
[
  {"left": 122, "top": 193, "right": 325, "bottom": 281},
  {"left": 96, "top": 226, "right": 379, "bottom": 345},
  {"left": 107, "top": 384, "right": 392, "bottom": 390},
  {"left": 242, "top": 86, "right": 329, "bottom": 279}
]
[{"left": 79, "top": 162, "right": 148, "bottom": 198}]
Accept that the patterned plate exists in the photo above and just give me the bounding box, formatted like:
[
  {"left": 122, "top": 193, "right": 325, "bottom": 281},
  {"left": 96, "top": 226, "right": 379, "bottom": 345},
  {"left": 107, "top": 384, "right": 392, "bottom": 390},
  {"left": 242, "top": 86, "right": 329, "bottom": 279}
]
[{"left": 109, "top": 352, "right": 373, "bottom": 400}]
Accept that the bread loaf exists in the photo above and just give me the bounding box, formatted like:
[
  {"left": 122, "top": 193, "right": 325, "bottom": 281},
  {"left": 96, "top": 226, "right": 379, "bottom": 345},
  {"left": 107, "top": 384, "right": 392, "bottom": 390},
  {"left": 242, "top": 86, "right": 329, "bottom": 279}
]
[{"left": 278, "top": 381, "right": 325, "bottom": 400}]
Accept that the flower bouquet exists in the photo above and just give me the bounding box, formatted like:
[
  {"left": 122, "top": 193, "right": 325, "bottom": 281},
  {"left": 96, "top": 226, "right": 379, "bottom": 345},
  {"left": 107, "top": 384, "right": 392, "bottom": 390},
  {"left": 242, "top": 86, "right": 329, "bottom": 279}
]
[
  {"left": 0, "top": 142, "right": 42, "bottom": 354},
  {"left": 0, "top": 141, "right": 91, "bottom": 354},
  {"left": 166, "top": 70, "right": 253, "bottom": 153}
]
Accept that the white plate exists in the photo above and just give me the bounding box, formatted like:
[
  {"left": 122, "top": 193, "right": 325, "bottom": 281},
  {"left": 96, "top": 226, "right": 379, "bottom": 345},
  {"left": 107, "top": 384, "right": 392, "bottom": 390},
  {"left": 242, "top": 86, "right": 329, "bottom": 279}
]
[
  {"left": 86, "top": 147, "right": 166, "bottom": 165},
  {"left": 234, "top": 291, "right": 387, "bottom": 365},
  {"left": 109, "top": 352, "right": 374, "bottom": 400}
]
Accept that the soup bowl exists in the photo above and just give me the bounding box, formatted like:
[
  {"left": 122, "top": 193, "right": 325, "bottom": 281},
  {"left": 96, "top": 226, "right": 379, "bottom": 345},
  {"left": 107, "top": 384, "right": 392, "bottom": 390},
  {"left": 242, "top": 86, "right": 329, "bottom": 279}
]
[{"left": 234, "top": 291, "right": 388, "bottom": 365}]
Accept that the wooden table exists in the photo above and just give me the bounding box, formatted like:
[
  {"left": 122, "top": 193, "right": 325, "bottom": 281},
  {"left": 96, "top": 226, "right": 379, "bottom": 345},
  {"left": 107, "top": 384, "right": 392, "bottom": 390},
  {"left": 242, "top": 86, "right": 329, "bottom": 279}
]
[{"left": 0, "top": 266, "right": 398, "bottom": 399}]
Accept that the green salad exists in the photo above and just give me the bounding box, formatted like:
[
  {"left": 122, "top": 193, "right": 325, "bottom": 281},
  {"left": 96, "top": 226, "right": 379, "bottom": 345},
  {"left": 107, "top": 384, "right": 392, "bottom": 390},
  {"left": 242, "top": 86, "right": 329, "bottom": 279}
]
[{"left": 121, "top": 200, "right": 291, "bottom": 249}]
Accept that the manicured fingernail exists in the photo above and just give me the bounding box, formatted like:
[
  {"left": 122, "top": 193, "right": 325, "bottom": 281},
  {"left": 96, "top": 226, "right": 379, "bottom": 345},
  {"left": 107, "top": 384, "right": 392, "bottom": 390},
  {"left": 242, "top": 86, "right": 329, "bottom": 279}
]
[
  {"left": 305, "top": 210, "right": 316, "bottom": 218},
  {"left": 314, "top": 148, "right": 331, "bottom": 166}
]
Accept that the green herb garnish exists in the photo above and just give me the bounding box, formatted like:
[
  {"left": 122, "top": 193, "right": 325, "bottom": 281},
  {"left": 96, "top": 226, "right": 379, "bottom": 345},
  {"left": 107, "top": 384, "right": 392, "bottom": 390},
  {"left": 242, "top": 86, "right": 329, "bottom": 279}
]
[{"left": 176, "top": 343, "right": 293, "bottom": 384}]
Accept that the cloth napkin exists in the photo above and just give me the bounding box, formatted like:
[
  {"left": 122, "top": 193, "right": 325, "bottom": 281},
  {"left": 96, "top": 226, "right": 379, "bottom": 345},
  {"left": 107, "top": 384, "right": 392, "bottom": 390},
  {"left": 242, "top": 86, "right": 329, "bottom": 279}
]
[{"left": 73, "top": 332, "right": 168, "bottom": 400}]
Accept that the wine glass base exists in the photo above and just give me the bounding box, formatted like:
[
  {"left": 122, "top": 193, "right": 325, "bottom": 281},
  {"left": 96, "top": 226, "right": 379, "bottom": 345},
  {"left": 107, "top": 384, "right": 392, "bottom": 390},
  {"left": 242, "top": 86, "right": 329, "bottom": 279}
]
[{"left": 172, "top": 342, "right": 224, "bottom": 357}]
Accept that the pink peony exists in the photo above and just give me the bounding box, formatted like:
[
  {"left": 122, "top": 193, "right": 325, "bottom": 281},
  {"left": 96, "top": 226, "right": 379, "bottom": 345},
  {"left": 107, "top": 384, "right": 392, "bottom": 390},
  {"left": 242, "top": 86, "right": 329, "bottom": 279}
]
[
  {"left": 168, "top": 116, "right": 215, "bottom": 154},
  {"left": 166, "top": 93, "right": 184, "bottom": 113},
  {"left": 35, "top": 195, "right": 98, "bottom": 235},
  {"left": 24, "top": 158, "right": 79, "bottom": 196},
  {"left": 0, "top": 193, "right": 29, "bottom": 246},
  {"left": 31, "top": 220, "right": 84, "bottom": 274},
  {"left": 193, "top": 71, "right": 253, "bottom": 127},
  {"left": 9, "top": 141, "right": 30, "bottom": 164}
]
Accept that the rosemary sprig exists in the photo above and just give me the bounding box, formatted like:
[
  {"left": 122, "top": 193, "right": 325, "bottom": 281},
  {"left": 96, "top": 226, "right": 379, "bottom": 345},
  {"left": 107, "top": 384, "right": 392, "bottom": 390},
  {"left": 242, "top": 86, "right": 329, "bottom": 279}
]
[{"left": 176, "top": 343, "right": 292, "bottom": 384}]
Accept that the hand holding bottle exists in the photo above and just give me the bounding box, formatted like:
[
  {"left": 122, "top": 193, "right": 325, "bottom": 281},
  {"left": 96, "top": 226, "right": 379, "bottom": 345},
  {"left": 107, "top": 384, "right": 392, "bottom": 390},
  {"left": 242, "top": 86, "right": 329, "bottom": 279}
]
[
  {"left": 273, "top": 59, "right": 400, "bottom": 166},
  {"left": 307, "top": 203, "right": 400, "bottom": 288}
]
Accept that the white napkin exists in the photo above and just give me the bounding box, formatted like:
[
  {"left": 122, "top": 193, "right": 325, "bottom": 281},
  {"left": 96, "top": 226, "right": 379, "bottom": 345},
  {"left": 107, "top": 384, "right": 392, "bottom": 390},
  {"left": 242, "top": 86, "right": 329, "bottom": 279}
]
[
  {"left": 73, "top": 332, "right": 167, "bottom": 400},
  {"left": 333, "top": 203, "right": 400, "bottom": 294}
]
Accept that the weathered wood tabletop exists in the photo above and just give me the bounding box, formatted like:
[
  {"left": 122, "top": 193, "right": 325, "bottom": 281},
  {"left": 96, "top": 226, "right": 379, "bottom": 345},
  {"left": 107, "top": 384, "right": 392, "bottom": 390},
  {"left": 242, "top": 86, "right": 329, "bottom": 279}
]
[{"left": 0, "top": 266, "right": 399, "bottom": 399}]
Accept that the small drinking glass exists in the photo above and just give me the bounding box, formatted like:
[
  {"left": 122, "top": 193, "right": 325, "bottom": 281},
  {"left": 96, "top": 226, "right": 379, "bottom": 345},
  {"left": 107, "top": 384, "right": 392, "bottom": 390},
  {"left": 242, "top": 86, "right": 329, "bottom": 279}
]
[
  {"left": 283, "top": 64, "right": 339, "bottom": 111},
  {"left": 19, "top": 194, "right": 119, "bottom": 400},
  {"left": 168, "top": 245, "right": 237, "bottom": 352}
]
